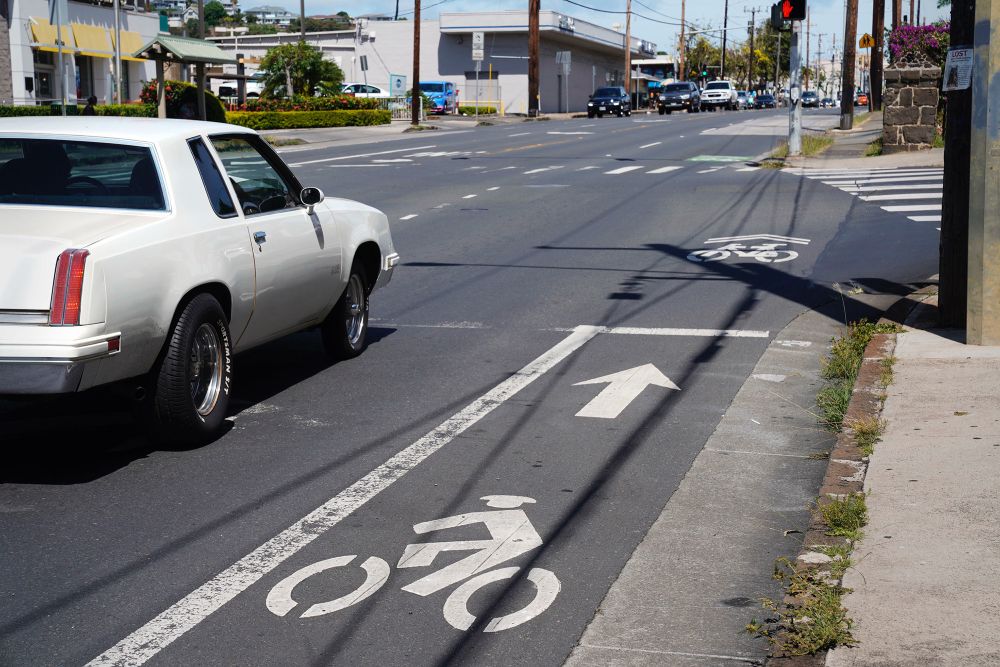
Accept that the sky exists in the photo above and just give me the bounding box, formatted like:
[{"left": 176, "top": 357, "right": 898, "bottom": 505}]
[{"left": 272, "top": 0, "right": 950, "bottom": 65}]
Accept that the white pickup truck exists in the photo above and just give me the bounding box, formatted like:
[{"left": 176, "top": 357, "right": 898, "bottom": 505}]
[{"left": 700, "top": 80, "right": 738, "bottom": 111}]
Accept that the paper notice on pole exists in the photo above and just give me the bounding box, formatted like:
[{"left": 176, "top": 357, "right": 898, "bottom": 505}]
[{"left": 942, "top": 48, "right": 973, "bottom": 92}]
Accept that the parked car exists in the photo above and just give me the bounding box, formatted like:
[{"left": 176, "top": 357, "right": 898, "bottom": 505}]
[
  {"left": 820, "top": 97, "right": 836, "bottom": 108},
  {"left": 701, "top": 80, "right": 738, "bottom": 111},
  {"left": 0, "top": 117, "right": 399, "bottom": 444},
  {"left": 802, "top": 91, "right": 820, "bottom": 108},
  {"left": 735, "top": 91, "right": 749, "bottom": 110},
  {"left": 418, "top": 81, "right": 457, "bottom": 114},
  {"left": 342, "top": 83, "right": 391, "bottom": 99},
  {"left": 587, "top": 86, "right": 631, "bottom": 117},
  {"left": 754, "top": 93, "right": 777, "bottom": 109},
  {"left": 656, "top": 82, "right": 700, "bottom": 114}
]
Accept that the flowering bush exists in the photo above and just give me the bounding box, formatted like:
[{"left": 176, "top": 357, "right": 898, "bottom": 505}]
[
  {"left": 234, "top": 95, "right": 380, "bottom": 112},
  {"left": 139, "top": 80, "right": 226, "bottom": 122},
  {"left": 888, "top": 23, "right": 950, "bottom": 67}
]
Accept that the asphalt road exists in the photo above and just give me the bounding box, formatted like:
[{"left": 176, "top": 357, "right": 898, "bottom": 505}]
[{"left": 0, "top": 109, "right": 939, "bottom": 667}]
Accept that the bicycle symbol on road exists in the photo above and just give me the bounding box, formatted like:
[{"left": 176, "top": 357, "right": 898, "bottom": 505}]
[
  {"left": 266, "top": 495, "right": 560, "bottom": 633},
  {"left": 686, "top": 234, "right": 810, "bottom": 264}
]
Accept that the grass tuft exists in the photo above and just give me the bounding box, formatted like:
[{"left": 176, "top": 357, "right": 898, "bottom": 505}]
[
  {"left": 771, "top": 134, "right": 835, "bottom": 159},
  {"left": 815, "top": 543, "right": 854, "bottom": 578},
  {"left": 819, "top": 494, "right": 869, "bottom": 541},
  {"left": 849, "top": 415, "right": 886, "bottom": 456},
  {"left": 864, "top": 137, "right": 883, "bottom": 157}
]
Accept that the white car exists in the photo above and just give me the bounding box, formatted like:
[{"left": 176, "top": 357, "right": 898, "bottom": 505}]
[
  {"left": 342, "top": 83, "right": 391, "bottom": 99},
  {"left": 0, "top": 117, "right": 399, "bottom": 443},
  {"left": 701, "top": 80, "right": 738, "bottom": 111}
]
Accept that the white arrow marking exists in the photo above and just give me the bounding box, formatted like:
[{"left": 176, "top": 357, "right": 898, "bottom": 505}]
[{"left": 574, "top": 364, "right": 679, "bottom": 419}]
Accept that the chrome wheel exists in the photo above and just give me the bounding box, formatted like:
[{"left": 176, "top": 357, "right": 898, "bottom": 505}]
[
  {"left": 344, "top": 273, "right": 366, "bottom": 347},
  {"left": 190, "top": 322, "right": 223, "bottom": 417}
]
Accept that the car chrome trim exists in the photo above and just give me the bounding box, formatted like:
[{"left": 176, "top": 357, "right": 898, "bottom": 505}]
[{"left": 0, "top": 310, "right": 49, "bottom": 325}]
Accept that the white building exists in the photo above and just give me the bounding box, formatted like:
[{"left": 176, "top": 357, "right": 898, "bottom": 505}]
[
  {"left": 2, "top": 0, "right": 160, "bottom": 105},
  {"left": 208, "top": 10, "right": 655, "bottom": 114},
  {"left": 243, "top": 5, "right": 294, "bottom": 28}
]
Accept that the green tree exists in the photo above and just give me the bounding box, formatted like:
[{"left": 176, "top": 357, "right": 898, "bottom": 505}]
[
  {"left": 204, "top": 1, "right": 227, "bottom": 28},
  {"left": 259, "top": 41, "right": 344, "bottom": 97},
  {"left": 686, "top": 36, "right": 721, "bottom": 80}
]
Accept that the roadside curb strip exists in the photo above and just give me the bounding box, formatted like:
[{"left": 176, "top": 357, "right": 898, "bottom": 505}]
[{"left": 765, "top": 286, "right": 937, "bottom": 666}]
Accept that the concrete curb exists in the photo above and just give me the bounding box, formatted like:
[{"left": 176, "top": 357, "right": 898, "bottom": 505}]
[{"left": 765, "top": 286, "right": 938, "bottom": 666}]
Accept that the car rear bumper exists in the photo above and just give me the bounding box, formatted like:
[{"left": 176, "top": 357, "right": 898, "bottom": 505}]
[
  {"left": 0, "top": 327, "right": 121, "bottom": 394},
  {"left": 376, "top": 252, "right": 400, "bottom": 289}
]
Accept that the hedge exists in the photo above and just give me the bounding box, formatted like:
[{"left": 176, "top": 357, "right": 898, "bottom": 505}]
[
  {"left": 459, "top": 106, "right": 497, "bottom": 115},
  {"left": 236, "top": 96, "right": 381, "bottom": 112},
  {"left": 96, "top": 104, "right": 156, "bottom": 117},
  {"left": 225, "top": 109, "right": 391, "bottom": 130},
  {"left": 0, "top": 105, "right": 51, "bottom": 117},
  {"left": 0, "top": 104, "right": 155, "bottom": 117}
]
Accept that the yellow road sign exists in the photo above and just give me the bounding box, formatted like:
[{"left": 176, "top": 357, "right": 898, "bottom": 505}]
[{"left": 859, "top": 33, "right": 875, "bottom": 49}]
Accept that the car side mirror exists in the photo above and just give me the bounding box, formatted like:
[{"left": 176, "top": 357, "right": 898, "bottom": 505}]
[{"left": 301, "top": 187, "right": 324, "bottom": 215}]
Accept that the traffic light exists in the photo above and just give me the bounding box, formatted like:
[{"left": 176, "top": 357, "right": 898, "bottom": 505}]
[
  {"left": 770, "top": 3, "right": 784, "bottom": 30},
  {"left": 701, "top": 69, "right": 708, "bottom": 77},
  {"left": 776, "top": 0, "right": 806, "bottom": 22}
]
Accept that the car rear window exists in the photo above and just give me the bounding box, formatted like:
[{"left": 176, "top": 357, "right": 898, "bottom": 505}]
[
  {"left": 0, "top": 138, "right": 164, "bottom": 210},
  {"left": 593, "top": 88, "right": 622, "bottom": 97}
]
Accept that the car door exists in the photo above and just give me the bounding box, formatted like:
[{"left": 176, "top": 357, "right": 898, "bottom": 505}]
[{"left": 208, "top": 134, "right": 343, "bottom": 349}]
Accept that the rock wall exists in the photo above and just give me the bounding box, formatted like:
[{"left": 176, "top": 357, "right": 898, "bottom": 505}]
[{"left": 882, "top": 67, "right": 941, "bottom": 153}]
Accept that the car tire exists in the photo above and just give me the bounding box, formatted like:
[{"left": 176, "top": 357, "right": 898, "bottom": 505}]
[
  {"left": 658, "top": 108, "right": 665, "bottom": 115},
  {"left": 147, "top": 294, "right": 232, "bottom": 445},
  {"left": 588, "top": 112, "right": 595, "bottom": 118},
  {"left": 666, "top": 109, "right": 672, "bottom": 115},
  {"left": 322, "top": 263, "right": 370, "bottom": 360}
]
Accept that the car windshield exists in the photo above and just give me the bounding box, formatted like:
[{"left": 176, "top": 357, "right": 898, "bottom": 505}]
[
  {"left": 420, "top": 83, "right": 445, "bottom": 93},
  {"left": 593, "top": 88, "right": 620, "bottom": 97},
  {"left": 663, "top": 84, "right": 689, "bottom": 92},
  {"left": 0, "top": 138, "right": 165, "bottom": 210},
  {"left": 706, "top": 82, "right": 730, "bottom": 90}
]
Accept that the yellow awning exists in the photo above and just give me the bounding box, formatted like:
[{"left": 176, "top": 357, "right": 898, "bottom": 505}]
[
  {"left": 114, "top": 30, "right": 147, "bottom": 62},
  {"left": 71, "top": 23, "right": 114, "bottom": 58},
  {"left": 30, "top": 17, "right": 76, "bottom": 53}
]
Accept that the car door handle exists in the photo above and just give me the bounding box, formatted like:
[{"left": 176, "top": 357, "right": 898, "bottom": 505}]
[{"left": 254, "top": 231, "right": 267, "bottom": 244}]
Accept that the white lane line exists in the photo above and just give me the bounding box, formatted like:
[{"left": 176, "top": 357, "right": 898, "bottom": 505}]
[
  {"left": 487, "top": 186, "right": 500, "bottom": 191},
  {"left": 639, "top": 141, "right": 662, "bottom": 149},
  {"left": 508, "top": 132, "right": 532, "bottom": 137},
  {"left": 86, "top": 326, "right": 604, "bottom": 667},
  {"left": 908, "top": 215, "right": 942, "bottom": 222},
  {"left": 579, "top": 643, "right": 763, "bottom": 664},
  {"left": 372, "top": 159, "right": 413, "bottom": 163},
  {"left": 549, "top": 326, "right": 770, "bottom": 338},
  {"left": 859, "top": 192, "right": 944, "bottom": 201},
  {"left": 697, "top": 168, "right": 723, "bottom": 174},
  {"left": 881, "top": 204, "right": 943, "bottom": 212},
  {"left": 646, "top": 166, "right": 682, "bottom": 174},
  {"left": 822, "top": 175, "right": 945, "bottom": 186},
  {"left": 325, "top": 165, "right": 392, "bottom": 168},
  {"left": 580, "top": 123, "right": 596, "bottom": 127},
  {"left": 463, "top": 194, "right": 478, "bottom": 199},
  {"left": 289, "top": 145, "right": 435, "bottom": 167},
  {"left": 399, "top": 214, "right": 418, "bottom": 220},
  {"left": 524, "top": 166, "right": 564, "bottom": 174},
  {"left": 547, "top": 131, "right": 594, "bottom": 135},
  {"left": 845, "top": 183, "right": 943, "bottom": 192},
  {"left": 577, "top": 166, "right": 600, "bottom": 171},
  {"left": 735, "top": 167, "right": 760, "bottom": 172},
  {"left": 605, "top": 166, "right": 644, "bottom": 174}
]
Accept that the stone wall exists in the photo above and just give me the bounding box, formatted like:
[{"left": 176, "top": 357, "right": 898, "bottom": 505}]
[{"left": 882, "top": 67, "right": 941, "bottom": 153}]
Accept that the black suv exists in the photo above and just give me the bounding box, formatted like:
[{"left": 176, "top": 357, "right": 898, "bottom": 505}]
[
  {"left": 657, "top": 81, "right": 701, "bottom": 114},
  {"left": 587, "top": 87, "right": 631, "bottom": 118}
]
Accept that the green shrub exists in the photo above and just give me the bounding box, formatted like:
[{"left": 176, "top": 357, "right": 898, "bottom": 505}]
[
  {"left": 95, "top": 104, "right": 156, "bottom": 117},
  {"left": 139, "top": 80, "right": 226, "bottom": 122},
  {"left": 225, "top": 109, "right": 391, "bottom": 130},
  {"left": 0, "top": 105, "right": 51, "bottom": 117},
  {"left": 458, "top": 106, "right": 497, "bottom": 115},
  {"left": 238, "top": 96, "right": 380, "bottom": 112}
]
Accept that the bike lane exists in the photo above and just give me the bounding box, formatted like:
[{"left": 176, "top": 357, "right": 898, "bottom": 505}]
[{"left": 93, "top": 322, "right": 772, "bottom": 666}]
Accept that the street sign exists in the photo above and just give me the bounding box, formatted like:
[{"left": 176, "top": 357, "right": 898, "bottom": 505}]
[
  {"left": 781, "top": 0, "right": 806, "bottom": 21},
  {"left": 390, "top": 74, "right": 406, "bottom": 96},
  {"left": 472, "top": 31, "right": 484, "bottom": 61},
  {"left": 859, "top": 33, "right": 875, "bottom": 49},
  {"left": 360, "top": 55, "right": 369, "bottom": 72}
]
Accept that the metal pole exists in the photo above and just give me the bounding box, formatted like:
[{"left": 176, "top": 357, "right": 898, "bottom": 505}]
[
  {"left": 411, "top": 0, "right": 421, "bottom": 125},
  {"left": 475, "top": 60, "right": 480, "bottom": 118},
  {"left": 679, "top": 0, "right": 686, "bottom": 80},
  {"left": 113, "top": 0, "right": 122, "bottom": 103},
  {"left": 775, "top": 27, "right": 781, "bottom": 94},
  {"left": 55, "top": 2, "right": 67, "bottom": 115},
  {"left": 625, "top": 0, "right": 632, "bottom": 108},
  {"left": 804, "top": 9, "right": 809, "bottom": 89},
  {"left": 789, "top": 19, "right": 802, "bottom": 155},
  {"left": 528, "top": 0, "right": 539, "bottom": 115},
  {"left": 300, "top": 0, "right": 305, "bottom": 38}
]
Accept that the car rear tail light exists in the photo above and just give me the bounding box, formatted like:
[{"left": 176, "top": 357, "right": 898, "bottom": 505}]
[{"left": 49, "top": 249, "right": 89, "bottom": 326}]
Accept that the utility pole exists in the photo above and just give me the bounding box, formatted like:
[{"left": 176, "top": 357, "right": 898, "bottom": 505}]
[
  {"left": 748, "top": 7, "right": 757, "bottom": 91},
  {"left": 625, "top": 0, "right": 632, "bottom": 107},
  {"left": 774, "top": 28, "right": 781, "bottom": 92},
  {"left": 938, "top": 0, "right": 974, "bottom": 327},
  {"left": 871, "top": 0, "right": 885, "bottom": 110},
  {"left": 892, "top": 0, "right": 901, "bottom": 27},
  {"left": 679, "top": 0, "right": 686, "bottom": 80},
  {"left": 840, "top": 0, "right": 859, "bottom": 129},
  {"left": 804, "top": 9, "right": 810, "bottom": 89},
  {"left": 528, "top": 0, "right": 540, "bottom": 116},
  {"left": 967, "top": 0, "right": 1000, "bottom": 342},
  {"left": 411, "top": 0, "right": 420, "bottom": 125},
  {"left": 789, "top": 18, "right": 802, "bottom": 154},
  {"left": 299, "top": 0, "right": 305, "bottom": 38},
  {"left": 817, "top": 33, "right": 822, "bottom": 94},
  {"left": 909, "top": 0, "right": 914, "bottom": 23},
  {"left": 394, "top": 0, "right": 400, "bottom": 21},
  {"left": 722, "top": 0, "right": 729, "bottom": 79}
]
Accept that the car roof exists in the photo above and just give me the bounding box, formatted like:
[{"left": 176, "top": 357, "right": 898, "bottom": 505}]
[{"left": 0, "top": 117, "right": 255, "bottom": 142}]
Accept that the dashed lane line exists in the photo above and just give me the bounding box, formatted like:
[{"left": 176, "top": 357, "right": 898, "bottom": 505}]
[
  {"left": 639, "top": 141, "right": 662, "bottom": 149},
  {"left": 288, "top": 145, "right": 436, "bottom": 167},
  {"left": 605, "top": 166, "right": 644, "bottom": 174},
  {"left": 399, "top": 214, "right": 418, "bottom": 220},
  {"left": 646, "top": 166, "right": 682, "bottom": 174},
  {"left": 908, "top": 215, "right": 942, "bottom": 222}
]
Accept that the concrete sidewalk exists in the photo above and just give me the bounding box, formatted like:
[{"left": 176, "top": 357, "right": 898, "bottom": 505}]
[{"left": 826, "top": 296, "right": 1000, "bottom": 666}]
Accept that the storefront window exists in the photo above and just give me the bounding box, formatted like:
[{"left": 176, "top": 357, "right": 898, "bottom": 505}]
[{"left": 75, "top": 57, "right": 94, "bottom": 100}]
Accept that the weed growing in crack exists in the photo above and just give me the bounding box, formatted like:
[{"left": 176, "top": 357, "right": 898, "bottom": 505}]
[
  {"left": 849, "top": 415, "right": 887, "bottom": 457},
  {"left": 815, "top": 543, "right": 854, "bottom": 578},
  {"left": 819, "top": 494, "right": 869, "bottom": 541}
]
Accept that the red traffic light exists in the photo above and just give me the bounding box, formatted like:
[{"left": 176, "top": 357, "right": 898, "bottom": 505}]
[{"left": 782, "top": 0, "right": 806, "bottom": 20}]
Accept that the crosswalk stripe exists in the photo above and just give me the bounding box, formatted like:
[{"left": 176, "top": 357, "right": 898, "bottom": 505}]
[
  {"left": 735, "top": 167, "right": 760, "bottom": 172},
  {"left": 846, "top": 183, "right": 944, "bottom": 192},
  {"left": 646, "top": 166, "right": 682, "bottom": 174},
  {"left": 524, "top": 166, "right": 564, "bottom": 174},
  {"left": 577, "top": 166, "right": 600, "bottom": 171},
  {"left": 807, "top": 170, "right": 943, "bottom": 179},
  {"left": 823, "top": 175, "right": 945, "bottom": 185},
  {"left": 881, "top": 204, "right": 942, "bottom": 212},
  {"left": 908, "top": 215, "right": 942, "bottom": 222},
  {"left": 859, "top": 192, "right": 944, "bottom": 201},
  {"left": 606, "top": 166, "right": 644, "bottom": 174}
]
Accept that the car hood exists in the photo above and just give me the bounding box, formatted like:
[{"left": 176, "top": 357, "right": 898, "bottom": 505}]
[{"left": 0, "top": 206, "right": 168, "bottom": 310}]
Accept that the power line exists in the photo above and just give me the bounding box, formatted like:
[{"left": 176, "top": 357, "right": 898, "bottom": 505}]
[{"left": 561, "top": 0, "right": 690, "bottom": 26}]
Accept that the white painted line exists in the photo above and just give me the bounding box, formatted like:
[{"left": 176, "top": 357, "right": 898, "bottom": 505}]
[
  {"left": 85, "top": 326, "right": 603, "bottom": 667},
  {"left": 822, "top": 175, "right": 945, "bottom": 186},
  {"left": 399, "top": 214, "right": 419, "bottom": 220},
  {"left": 697, "top": 168, "right": 721, "bottom": 174},
  {"left": 549, "top": 326, "right": 770, "bottom": 338},
  {"left": 798, "top": 168, "right": 942, "bottom": 175},
  {"left": 372, "top": 159, "right": 413, "bottom": 163},
  {"left": 859, "top": 192, "right": 943, "bottom": 201},
  {"left": 735, "top": 166, "right": 760, "bottom": 172},
  {"left": 577, "top": 166, "right": 600, "bottom": 171},
  {"left": 524, "top": 166, "right": 564, "bottom": 174},
  {"left": 847, "top": 183, "right": 943, "bottom": 192},
  {"left": 289, "top": 145, "right": 435, "bottom": 167},
  {"left": 580, "top": 123, "right": 596, "bottom": 127},
  {"left": 575, "top": 364, "right": 679, "bottom": 419},
  {"left": 547, "top": 131, "right": 594, "bottom": 135},
  {"left": 605, "top": 166, "right": 644, "bottom": 174},
  {"left": 639, "top": 141, "right": 662, "bottom": 149},
  {"left": 487, "top": 186, "right": 500, "bottom": 191},
  {"left": 802, "top": 169, "right": 944, "bottom": 177},
  {"left": 507, "top": 132, "right": 532, "bottom": 137},
  {"left": 881, "top": 204, "right": 942, "bottom": 212},
  {"left": 462, "top": 194, "right": 478, "bottom": 199},
  {"left": 908, "top": 215, "right": 942, "bottom": 222},
  {"left": 705, "top": 448, "right": 816, "bottom": 459},
  {"left": 646, "top": 166, "right": 682, "bottom": 174},
  {"left": 579, "top": 644, "right": 763, "bottom": 664},
  {"left": 325, "top": 165, "right": 392, "bottom": 168}
]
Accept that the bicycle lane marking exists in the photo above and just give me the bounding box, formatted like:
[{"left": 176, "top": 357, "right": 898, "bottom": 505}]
[{"left": 86, "top": 325, "right": 603, "bottom": 667}]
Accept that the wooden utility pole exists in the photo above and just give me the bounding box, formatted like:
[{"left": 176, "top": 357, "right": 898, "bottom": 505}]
[
  {"left": 909, "top": 0, "right": 914, "bottom": 23},
  {"left": 749, "top": 7, "right": 757, "bottom": 91},
  {"left": 679, "top": 0, "right": 686, "bottom": 80},
  {"left": 528, "top": 0, "right": 540, "bottom": 115},
  {"left": 721, "top": 0, "right": 729, "bottom": 79},
  {"left": 197, "top": 0, "right": 206, "bottom": 120},
  {"left": 411, "top": 0, "right": 420, "bottom": 125},
  {"left": 871, "top": 0, "right": 885, "bottom": 110},
  {"left": 625, "top": 0, "right": 632, "bottom": 106},
  {"left": 840, "top": 0, "right": 858, "bottom": 129},
  {"left": 804, "top": 9, "right": 810, "bottom": 89},
  {"left": 300, "top": 0, "right": 305, "bottom": 38},
  {"left": 938, "top": 0, "right": 975, "bottom": 327},
  {"left": 892, "top": 0, "right": 901, "bottom": 27}
]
